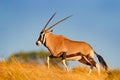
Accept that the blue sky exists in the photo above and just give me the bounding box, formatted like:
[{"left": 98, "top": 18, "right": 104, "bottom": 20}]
[{"left": 0, "top": 0, "right": 120, "bottom": 68}]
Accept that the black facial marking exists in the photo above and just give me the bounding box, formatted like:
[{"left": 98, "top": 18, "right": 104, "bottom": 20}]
[
  {"left": 40, "top": 31, "right": 43, "bottom": 34},
  {"left": 38, "top": 31, "right": 45, "bottom": 42}
]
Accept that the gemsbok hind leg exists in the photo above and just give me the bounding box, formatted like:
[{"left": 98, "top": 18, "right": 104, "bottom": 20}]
[
  {"left": 79, "top": 56, "right": 100, "bottom": 75},
  {"left": 86, "top": 57, "right": 100, "bottom": 76},
  {"left": 87, "top": 51, "right": 100, "bottom": 75},
  {"left": 87, "top": 56, "right": 100, "bottom": 75},
  {"left": 79, "top": 56, "right": 93, "bottom": 74}
]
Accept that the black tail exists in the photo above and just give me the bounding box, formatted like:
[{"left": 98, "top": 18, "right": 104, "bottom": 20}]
[{"left": 94, "top": 51, "right": 108, "bottom": 70}]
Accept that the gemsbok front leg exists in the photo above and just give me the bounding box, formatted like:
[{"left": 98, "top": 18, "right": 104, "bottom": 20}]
[
  {"left": 62, "top": 59, "right": 68, "bottom": 71},
  {"left": 61, "top": 52, "right": 69, "bottom": 71},
  {"left": 47, "top": 56, "right": 50, "bottom": 69},
  {"left": 47, "top": 52, "right": 69, "bottom": 70},
  {"left": 47, "top": 55, "right": 56, "bottom": 69}
]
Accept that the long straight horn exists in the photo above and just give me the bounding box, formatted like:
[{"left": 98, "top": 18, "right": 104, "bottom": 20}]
[
  {"left": 42, "top": 13, "right": 56, "bottom": 31},
  {"left": 46, "top": 15, "right": 72, "bottom": 31}
]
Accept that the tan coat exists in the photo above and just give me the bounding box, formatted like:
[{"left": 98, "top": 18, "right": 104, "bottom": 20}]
[{"left": 45, "top": 32, "right": 93, "bottom": 57}]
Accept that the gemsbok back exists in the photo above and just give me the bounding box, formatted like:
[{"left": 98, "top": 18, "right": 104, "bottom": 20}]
[{"left": 36, "top": 13, "right": 108, "bottom": 75}]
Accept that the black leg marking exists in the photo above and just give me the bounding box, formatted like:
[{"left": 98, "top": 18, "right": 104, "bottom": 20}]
[
  {"left": 49, "top": 52, "right": 67, "bottom": 59},
  {"left": 66, "top": 52, "right": 82, "bottom": 58},
  {"left": 49, "top": 55, "right": 57, "bottom": 58},
  {"left": 79, "top": 55, "right": 96, "bottom": 68},
  {"left": 79, "top": 56, "right": 97, "bottom": 74},
  {"left": 61, "top": 52, "right": 66, "bottom": 60}
]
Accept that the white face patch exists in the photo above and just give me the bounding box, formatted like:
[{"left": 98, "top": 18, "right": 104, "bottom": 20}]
[{"left": 36, "top": 41, "right": 42, "bottom": 46}]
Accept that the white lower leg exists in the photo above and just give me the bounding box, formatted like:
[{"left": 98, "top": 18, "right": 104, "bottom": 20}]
[
  {"left": 47, "top": 56, "right": 50, "bottom": 69},
  {"left": 96, "top": 63, "right": 100, "bottom": 76},
  {"left": 88, "top": 68, "right": 92, "bottom": 74},
  {"left": 88, "top": 66, "right": 93, "bottom": 74},
  {"left": 83, "top": 56, "right": 91, "bottom": 63},
  {"left": 62, "top": 59, "right": 68, "bottom": 71},
  {"left": 83, "top": 56, "right": 92, "bottom": 74}
]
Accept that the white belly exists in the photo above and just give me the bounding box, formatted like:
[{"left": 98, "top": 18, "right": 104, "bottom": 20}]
[{"left": 66, "top": 56, "right": 82, "bottom": 61}]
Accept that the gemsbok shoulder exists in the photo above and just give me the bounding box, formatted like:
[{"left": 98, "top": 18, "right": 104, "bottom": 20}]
[{"left": 36, "top": 13, "right": 108, "bottom": 75}]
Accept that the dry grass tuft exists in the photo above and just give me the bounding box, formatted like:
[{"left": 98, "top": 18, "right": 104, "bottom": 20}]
[{"left": 0, "top": 57, "right": 119, "bottom": 80}]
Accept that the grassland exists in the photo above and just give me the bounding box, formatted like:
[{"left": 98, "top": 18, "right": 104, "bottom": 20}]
[{"left": 0, "top": 58, "right": 120, "bottom": 80}]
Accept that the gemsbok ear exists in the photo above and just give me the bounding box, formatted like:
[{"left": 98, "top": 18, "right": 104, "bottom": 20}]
[{"left": 50, "top": 30, "right": 53, "bottom": 32}]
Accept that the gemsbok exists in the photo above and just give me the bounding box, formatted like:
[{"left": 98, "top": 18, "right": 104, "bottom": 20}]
[{"left": 36, "top": 13, "right": 108, "bottom": 75}]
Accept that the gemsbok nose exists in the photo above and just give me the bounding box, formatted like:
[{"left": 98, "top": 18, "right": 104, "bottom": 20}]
[{"left": 36, "top": 41, "right": 41, "bottom": 46}]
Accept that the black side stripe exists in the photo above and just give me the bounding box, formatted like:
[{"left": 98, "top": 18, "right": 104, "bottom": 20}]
[{"left": 66, "top": 52, "right": 83, "bottom": 58}]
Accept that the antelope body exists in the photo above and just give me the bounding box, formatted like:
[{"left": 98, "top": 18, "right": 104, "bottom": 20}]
[{"left": 36, "top": 13, "right": 108, "bottom": 75}]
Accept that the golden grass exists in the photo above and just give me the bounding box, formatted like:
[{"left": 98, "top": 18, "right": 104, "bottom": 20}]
[{"left": 0, "top": 58, "right": 120, "bottom": 80}]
